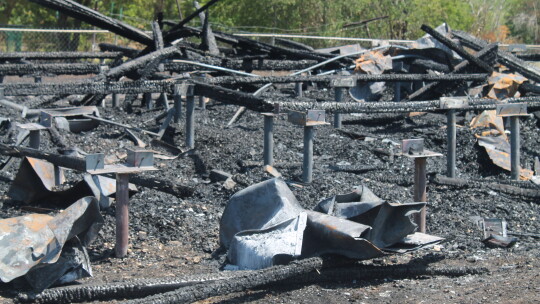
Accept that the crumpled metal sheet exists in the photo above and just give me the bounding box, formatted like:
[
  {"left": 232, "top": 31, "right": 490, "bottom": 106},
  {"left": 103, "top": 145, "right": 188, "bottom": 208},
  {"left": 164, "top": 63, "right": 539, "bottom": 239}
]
[
  {"left": 477, "top": 135, "right": 533, "bottom": 180},
  {"left": 354, "top": 51, "right": 393, "bottom": 74},
  {"left": 470, "top": 110, "right": 506, "bottom": 138},
  {"left": 227, "top": 213, "right": 307, "bottom": 270},
  {"left": 8, "top": 157, "right": 137, "bottom": 209},
  {"left": 221, "top": 179, "right": 442, "bottom": 270},
  {"left": 219, "top": 178, "right": 304, "bottom": 249},
  {"left": 350, "top": 51, "right": 392, "bottom": 102},
  {"left": 0, "top": 196, "right": 103, "bottom": 289},
  {"left": 487, "top": 72, "right": 527, "bottom": 100},
  {"left": 411, "top": 23, "right": 460, "bottom": 59}
]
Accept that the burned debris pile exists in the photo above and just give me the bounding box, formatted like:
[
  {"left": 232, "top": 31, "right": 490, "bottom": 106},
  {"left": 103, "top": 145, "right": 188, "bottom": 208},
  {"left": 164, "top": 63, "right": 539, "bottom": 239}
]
[{"left": 0, "top": 0, "right": 539, "bottom": 303}]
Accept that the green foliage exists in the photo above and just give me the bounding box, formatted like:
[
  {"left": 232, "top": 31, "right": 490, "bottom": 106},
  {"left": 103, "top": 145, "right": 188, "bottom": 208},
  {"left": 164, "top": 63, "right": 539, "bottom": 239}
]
[{"left": 0, "top": 0, "right": 536, "bottom": 51}]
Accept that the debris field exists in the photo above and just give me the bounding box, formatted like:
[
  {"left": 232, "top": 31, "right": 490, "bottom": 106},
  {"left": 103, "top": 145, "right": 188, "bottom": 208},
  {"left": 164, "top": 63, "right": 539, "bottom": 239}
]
[{"left": 0, "top": 0, "right": 540, "bottom": 303}]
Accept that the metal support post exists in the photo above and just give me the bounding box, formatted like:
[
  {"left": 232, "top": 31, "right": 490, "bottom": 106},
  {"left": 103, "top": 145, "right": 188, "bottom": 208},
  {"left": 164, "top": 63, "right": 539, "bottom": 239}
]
[
  {"left": 263, "top": 114, "right": 274, "bottom": 166},
  {"left": 173, "top": 85, "right": 182, "bottom": 123},
  {"left": 333, "top": 87, "right": 344, "bottom": 129},
  {"left": 28, "top": 130, "right": 40, "bottom": 149},
  {"left": 496, "top": 103, "right": 527, "bottom": 181},
  {"left": 159, "top": 93, "right": 169, "bottom": 109},
  {"left": 510, "top": 116, "right": 520, "bottom": 180},
  {"left": 295, "top": 83, "right": 303, "bottom": 97},
  {"left": 446, "top": 109, "right": 456, "bottom": 178},
  {"left": 402, "top": 138, "right": 442, "bottom": 234},
  {"left": 115, "top": 173, "right": 130, "bottom": 258},
  {"left": 198, "top": 96, "right": 206, "bottom": 110},
  {"left": 112, "top": 94, "right": 120, "bottom": 108},
  {"left": 394, "top": 82, "right": 401, "bottom": 102},
  {"left": 302, "top": 126, "right": 314, "bottom": 183},
  {"left": 144, "top": 93, "right": 154, "bottom": 110},
  {"left": 186, "top": 94, "right": 195, "bottom": 149},
  {"left": 413, "top": 157, "right": 427, "bottom": 233}
]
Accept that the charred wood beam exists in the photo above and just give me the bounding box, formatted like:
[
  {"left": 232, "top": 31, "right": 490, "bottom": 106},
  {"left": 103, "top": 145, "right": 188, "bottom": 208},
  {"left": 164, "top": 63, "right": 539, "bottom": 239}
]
[
  {"left": 194, "top": 1, "right": 220, "bottom": 56},
  {"left": 124, "top": 257, "right": 324, "bottom": 304},
  {"left": 515, "top": 53, "right": 540, "bottom": 62},
  {"left": 164, "top": 0, "right": 224, "bottom": 35},
  {"left": 0, "top": 144, "right": 194, "bottom": 197},
  {"left": 421, "top": 24, "right": 493, "bottom": 73},
  {"left": 207, "top": 73, "right": 488, "bottom": 85},
  {"left": 192, "top": 81, "right": 271, "bottom": 111},
  {"left": 152, "top": 21, "right": 165, "bottom": 51},
  {"left": 405, "top": 43, "right": 498, "bottom": 101},
  {"left": 28, "top": 0, "right": 153, "bottom": 45},
  {"left": 18, "top": 272, "right": 242, "bottom": 304},
  {"left": 105, "top": 45, "right": 180, "bottom": 80},
  {"left": 0, "top": 52, "right": 122, "bottom": 61},
  {"left": 2, "top": 80, "right": 174, "bottom": 96},
  {"left": 271, "top": 96, "right": 540, "bottom": 114},
  {"left": 275, "top": 38, "right": 314, "bottom": 52},
  {"left": 452, "top": 30, "right": 540, "bottom": 83},
  {"left": 99, "top": 43, "right": 141, "bottom": 58},
  {"left": 0, "top": 63, "right": 101, "bottom": 76},
  {"left": 163, "top": 59, "right": 318, "bottom": 72},
  {"left": 0, "top": 144, "right": 87, "bottom": 171},
  {"left": 164, "top": 26, "right": 341, "bottom": 64}
]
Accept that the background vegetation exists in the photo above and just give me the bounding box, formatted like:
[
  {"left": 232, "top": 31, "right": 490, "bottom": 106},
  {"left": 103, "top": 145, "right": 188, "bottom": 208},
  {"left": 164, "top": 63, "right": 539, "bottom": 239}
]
[{"left": 0, "top": 0, "right": 538, "bottom": 50}]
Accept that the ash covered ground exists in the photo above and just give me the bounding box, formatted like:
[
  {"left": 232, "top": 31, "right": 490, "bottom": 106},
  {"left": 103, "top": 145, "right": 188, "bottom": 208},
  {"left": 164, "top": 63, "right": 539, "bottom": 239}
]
[{"left": 0, "top": 83, "right": 539, "bottom": 303}]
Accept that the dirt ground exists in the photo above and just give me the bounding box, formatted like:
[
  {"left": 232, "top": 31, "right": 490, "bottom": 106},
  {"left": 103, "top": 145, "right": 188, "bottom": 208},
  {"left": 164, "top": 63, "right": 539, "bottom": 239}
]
[{"left": 0, "top": 82, "right": 539, "bottom": 303}]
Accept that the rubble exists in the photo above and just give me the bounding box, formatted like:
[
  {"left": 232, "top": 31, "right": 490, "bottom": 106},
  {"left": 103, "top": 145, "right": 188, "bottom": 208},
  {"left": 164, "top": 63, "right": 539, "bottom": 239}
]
[
  {"left": 0, "top": 197, "right": 103, "bottom": 291},
  {"left": 0, "top": 0, "right": 538, "bottom": 302}
]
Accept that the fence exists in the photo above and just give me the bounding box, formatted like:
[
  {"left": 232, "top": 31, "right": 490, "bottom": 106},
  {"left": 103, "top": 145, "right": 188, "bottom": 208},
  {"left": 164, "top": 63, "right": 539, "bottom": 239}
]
[
  {"left": 1, "top": 28, "right": 539, "bottom": 53},
  {"left": 0, "top": 28, "right": 142, "bottom": 53}
]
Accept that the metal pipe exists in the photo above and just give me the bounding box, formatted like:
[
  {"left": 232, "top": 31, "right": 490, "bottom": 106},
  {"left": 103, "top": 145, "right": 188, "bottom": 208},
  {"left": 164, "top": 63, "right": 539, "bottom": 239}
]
[
  {"left": 112, "top": 94, "right": 120, "bottom": 108},
  {"left": 198, "top": 96, "right": 206, "bottom": 110},
  {"left": 302, "top": 126, "right": 314, "bottom": 183},
  {"left": 28, "top": 130, "right": 40, "bottom": 150},
  {"left": 186, "top": 94, "right": 195, "bottom": 149},
  {"left": 394, "top": 82, "right": 401, "bottom": 102},
  {"left": 333, "top": 87, "right": 344, "bottom": 129},
  {"left": 446, "top": 109, "right": 456, "bottom": 178},
  {"left": 295, "top": 83, "right": 303, "bottom": 97},
  {"left": 144, "top": 93, "right": 153, "bottom": 110},
  {"left": 115, "top": 173, "right": 130, "bottom": 258},
  {"left": 159, "top": 93, "right": 169, "bottom": 109},
  {"left": 413, "top": 157, "right": 427, "bottom": 233},
  {"left": 263, "top": 115, "right": 274, "bottom": 166},
  {"left": 510, "top": 116, "right": 520, "bottom": 180},
  {"left": 173, "top": 85, "right": 182, "bottom": 123}
]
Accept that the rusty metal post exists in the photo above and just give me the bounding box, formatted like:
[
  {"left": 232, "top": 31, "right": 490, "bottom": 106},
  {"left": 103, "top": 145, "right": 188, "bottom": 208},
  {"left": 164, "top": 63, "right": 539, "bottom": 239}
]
[
  {"left": 186, "top": 93, "right": 195, "bottom": 149},
  {"left": 302, "top": 126, "right": 314, "bottom": 183},
  {"left": 510, "top": 116, "right": 520, "bottom": 180},
  {"left": 446, "top": 109, "right": 456, "bottom": 178},
  {"left": 333, "top": 87, "right": 344, "bottom": 129},
  {"left": 173, "top": 85, "right": 182, "bottom": 123},
  {"left": 263, "top": 114, "right": 274, "bottom": 166},
  {"left": 115, "top": 173, "right": 130, "bottom": 258},
  {"left": 28, "top": 130, "right": 40, "bottom": 150},
  {"left": 295, "top": 83, "right": 303, "bottom": 97},
  {"left": 413, "top": 157, "right": 427, "bottom": 233}
]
